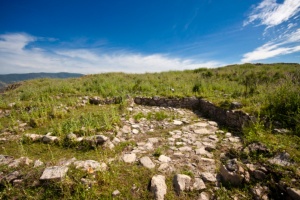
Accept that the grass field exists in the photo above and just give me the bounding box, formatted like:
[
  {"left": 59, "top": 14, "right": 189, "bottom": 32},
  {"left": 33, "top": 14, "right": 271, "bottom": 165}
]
[{"left": 0, "top": 63, "right": 299, "bottom": 199}]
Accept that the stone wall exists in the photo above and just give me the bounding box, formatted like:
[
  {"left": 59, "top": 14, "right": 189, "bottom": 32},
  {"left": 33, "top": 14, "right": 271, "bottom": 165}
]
[
  {"left": 134, "top": 96, "right": 255, "bottom": 130},
  {"left": 134, "top": 96, "right": 200, "bottom": 109}
]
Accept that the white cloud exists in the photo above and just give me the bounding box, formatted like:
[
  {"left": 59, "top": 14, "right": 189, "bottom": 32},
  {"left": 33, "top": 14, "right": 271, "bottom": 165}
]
[
  {"left": 242, "top": 28, "right": 300, "bottom": 62},
  {"left": 244, "top": 0, "right": 300, "bottom": 28},
  {"left": 0, "top": 33, "right": 220, "bottom": 74}
]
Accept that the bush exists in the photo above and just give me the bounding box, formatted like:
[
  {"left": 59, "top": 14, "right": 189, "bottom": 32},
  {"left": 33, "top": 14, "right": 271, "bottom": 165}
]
[{"left": 264, "top": 81, "right": 300, "bottom": 135}]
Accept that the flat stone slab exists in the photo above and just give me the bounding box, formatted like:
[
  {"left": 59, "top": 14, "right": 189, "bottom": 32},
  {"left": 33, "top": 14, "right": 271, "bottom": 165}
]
[
  {"left": 73, "top": 160, "right": 107, "bottom": 172},
  {"left": 173, "top": 120, "right": 183, "bottom": 125},
  {"left": 192, "top": 178, "right": 206, "bottom": 190},
  {"left": 40, "top": 166, "right": 69, "bottom": 180},
  {"left": 140, "top": 156, "right": 155, "bottom": 169},
  {"left": 201, "top": 172, "right": 217, "bottom": 182},
  {"left": 122, "top": 153, "right": 136, "bottom": 163},
  {"left": 194, "top": 128, "right": 211, "bottom": 135},
  {"left": 158, "top": 155, "right": 171, "bottom": 163}
]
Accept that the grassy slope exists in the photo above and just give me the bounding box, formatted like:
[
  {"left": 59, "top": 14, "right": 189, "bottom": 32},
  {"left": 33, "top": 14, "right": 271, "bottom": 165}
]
[{"left": 0, "top": 63, "right": 299, "bottom": 199}]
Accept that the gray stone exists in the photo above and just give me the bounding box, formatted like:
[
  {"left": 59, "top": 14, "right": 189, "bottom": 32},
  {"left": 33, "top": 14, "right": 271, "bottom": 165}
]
[
  {"left": 42, "top": 135, "right": 59, "bottom": 143},
  {"left": 198, "top": 192, "right": 210, "bottom": 200},
  {"left": 34, "top": 159, "right": 44, "bottom": 168},
  {"left": 268, "top": 152, "right": 292, "bottom": 166},
  {"left": 8, "top": 157, "right": 32, "bottom": 168},
  {"left": 208, "top": 121, "right": 218, "bottom": 126},
  {"left": 173, "top": 120, "right": 183, "bottom": 125},
  {"left": 140, "top": 156, "right": 155, "bottom": 169},
  {"left": 225, "top": 132, "right": 232, "bottom": 137},
  {"left": 84, "top": 135, "right": 108, "bottom": 146},
  {"left": 122, "top": 153, "right": 136, "bottom": 163},
  {"left": 121, "top": 125, "right": 131, "bottom": 134},
  {"left": 13, "top": 179, "right": 23, "bottom": 186},
  {"left": 248, "top": 142, "right": 269, "bottom": 154},
  {"left": 226, "top": 159, "right": 238, "bottom": 172},
  {"left": 193, "top": 122, "right": 208, "bottom": 127},
  {"left": 5, "top": 171, "right": 20, "bottom": 183},
  {"left": 112, "top": 190, "right": 121, "bottom": 197},
  {"left": 150, "top": 175, "right": 167, "bottom": 200},
  {"left": 148, "top": 137, "right": 159, "bottom": 144},
  {"left": 228, "top": 137, "right": 241, "bottom": 143},
  {"left": 287, "top": 187, "right": 300, "bottom": 200},
  {"left": 192, "top": 178, "right": 206, "bottom": 190},
  {"left": 132, "top": 129, "right": 139, "bottom": 134},
  {"left": 219, "top": 164, "right": 243, "bottom": 186},
  {"left": 178, "top": 146, "right": 192, "bottom": 152},
  {"left": 105, "top": 141, "right": 115, "bottom": 149},
  {"left": 194, "top": 128, "right": 210, "bottom": 135},
  {"left": 251, "top": 184, "right": 269, "bottom": 200},
  {"left": 158, "top": 163, "right": 172, "bottom": 172},
  {"left": 144, "top": 142, "right": 154, "bottom": 150},
  {"left": 73, "top": 160, "right": 107, "bottom": 172},
  {"left": 158, "top": 155, "right": 171, "bottom": 163},
  {"left": 24, "top": 133, "right": 43, "bottom": 141},
  {"left": 66, "top": 133, "right": 77, "bottom": 140},
  {"left": 273, "top": 128, "right": 290, "bottom": 134},
  {"left": 201, "top": 172, "right": 217, "bottom": 182},
  {"left": 253, "top": 170, "right": 266, "bottom": 180},
  {"left": 173, "top": 174, "right": 191, "bottom": 194},
  {"left": 40, "top": 166, "right": 69, "bottom": 180},
  {"left": 0, "top": 155, "right": 14, "bottom": 165},
  {"left": 112, "top": 137, "right": 121, "bottom": 144},
  {"left": 195, "top": 147, "right": 209, "bottom": 155}
]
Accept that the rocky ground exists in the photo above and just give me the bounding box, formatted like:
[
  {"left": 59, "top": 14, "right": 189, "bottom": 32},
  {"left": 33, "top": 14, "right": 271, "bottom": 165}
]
[{"left": 0, "top": 99, "right": 299, "bottom": 199}]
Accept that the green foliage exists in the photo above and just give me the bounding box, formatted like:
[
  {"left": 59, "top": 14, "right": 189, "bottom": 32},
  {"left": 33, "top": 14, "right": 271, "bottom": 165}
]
[
  {"left": 153, "top": 147, "right": 163, "bottom": 157},
  {"left": 192, "top": 83, "right": 202, "bottom": 93},
  {"left": 263, "top": 80, "right": 300, "bottom": 134}
]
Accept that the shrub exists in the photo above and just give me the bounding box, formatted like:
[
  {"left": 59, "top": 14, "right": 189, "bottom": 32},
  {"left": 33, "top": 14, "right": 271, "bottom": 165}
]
[{"left": 264, "top": 81, "right": 300, "bottom": 135}]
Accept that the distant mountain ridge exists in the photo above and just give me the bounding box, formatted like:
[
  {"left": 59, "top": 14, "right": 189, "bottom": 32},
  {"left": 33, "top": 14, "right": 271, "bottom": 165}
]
[{"left": 0, "top": 72, "right": 83, "bottom": 87}]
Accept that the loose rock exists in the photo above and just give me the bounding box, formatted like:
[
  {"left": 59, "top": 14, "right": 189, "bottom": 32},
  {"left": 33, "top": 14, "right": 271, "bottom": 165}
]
[
  {"left": 122, "top": 153, "right": 136, "bottom": 163},
  {"left": 173, "top": 174, "right": 191, "bottom": 194},
  {"left": 40, "top": 166, "right": 69, "bottom": 180},
  {"left": 158, "top": 155, "right": 171, "bottom": 163},
  {"left": 150, "top": 175, "right": 167, "bottom": 200},
  {"left": 140, "top": 156, "right": 155, "bottom": 169}
]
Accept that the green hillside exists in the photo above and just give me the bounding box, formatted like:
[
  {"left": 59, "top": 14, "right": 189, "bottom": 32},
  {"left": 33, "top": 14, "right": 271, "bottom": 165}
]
[
  {"left": 0, "top": 63, "right": 299, "bottom": 199},
  {"left": 0, "top": 72, "right": 83, "bottom": 85}
]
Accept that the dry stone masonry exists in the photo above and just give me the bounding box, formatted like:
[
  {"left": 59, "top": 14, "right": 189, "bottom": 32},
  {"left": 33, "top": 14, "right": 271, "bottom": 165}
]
[
  {"left": 134, "top": 96, "right": 254, "bottom": 130},
  {"left": 0, "top": 96, "right": 299, "bottom": 199}
]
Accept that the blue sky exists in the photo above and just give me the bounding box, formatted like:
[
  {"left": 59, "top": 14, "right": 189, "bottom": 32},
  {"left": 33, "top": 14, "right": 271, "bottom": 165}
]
[{"left": 0, "top": 0, "right": 300, "bottom": 74}]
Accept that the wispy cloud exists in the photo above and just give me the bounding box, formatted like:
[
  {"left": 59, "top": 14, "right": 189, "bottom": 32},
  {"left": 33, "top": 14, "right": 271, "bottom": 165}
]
[
  {"left": 242, "top": 0, "right": 300, "bottom": 62},
  {"left": 242, "top": 28, "right": 300, "bottom": 62},
  {"left": 244, "top": 0, "right": 300, "bottom": 28},
  {"left": 0, "top": 33, "right": 221, "bottom": 74}
]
